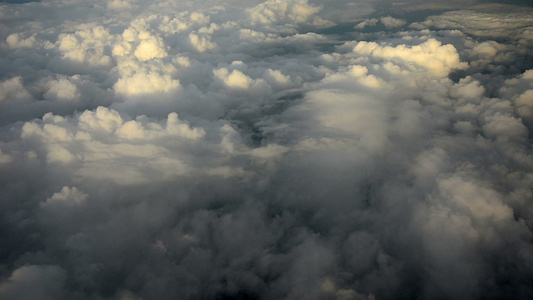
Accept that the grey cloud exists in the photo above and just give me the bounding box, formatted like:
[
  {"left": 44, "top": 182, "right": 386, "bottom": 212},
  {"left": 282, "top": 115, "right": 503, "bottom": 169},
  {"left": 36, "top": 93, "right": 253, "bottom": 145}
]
[
  {"left": 1, "top": 1, "right": 533, "bottom": 300},
  {"left": 0, "top": 265, "right": 67, "bottom": 300}
]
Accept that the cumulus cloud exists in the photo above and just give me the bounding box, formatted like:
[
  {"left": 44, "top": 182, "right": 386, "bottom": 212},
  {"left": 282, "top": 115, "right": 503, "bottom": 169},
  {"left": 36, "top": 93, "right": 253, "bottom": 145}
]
[
  {"left": 107, "top": 0, "right": 138, "bottom": 11},
  {"left": 57, "top": 26, "right": 113, "bottom": 66},
  {"left": 1, "top": 1, "right": 533, "bottom": 299},
  {"left": 352, "top": 38, "right": 468, "bottom": 77},
  {"left": 355, "top": 16, "right": 406, "bottom": 30},
  {"left": 114, "top": 69, "right": 180, "bottom": 96},
  {"left": 43, "top": 76, "right": 80, "bottom": 102},
  {"left": 214, "top": 67, "right": 255, "bottom": 90},
  {"left": 6, "top": 33, "right": 36, "bottom": 49},
  {"left": 247, "top": 0, "right": 333, "bottom": 30},
  {"left": 355, "top": 18, "right": 378, "bottom": 29},
  {"left": 188, "top": 32, "right": 217, "bottom": 52},
  {"left": 0, "top": 77, "right": 31, "bottom": 101},
  {"left": 133, "top": 37, "right": 167, "bottom": 61},
  {"left": 379, "top": 16, "right": 407, "bottom": 28}
]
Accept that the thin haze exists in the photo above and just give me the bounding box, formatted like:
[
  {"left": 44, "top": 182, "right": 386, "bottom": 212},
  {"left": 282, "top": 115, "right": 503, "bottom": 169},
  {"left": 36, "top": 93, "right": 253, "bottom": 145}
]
[{"left": 0, "top": 0, "right": 532, "bottom": 299}]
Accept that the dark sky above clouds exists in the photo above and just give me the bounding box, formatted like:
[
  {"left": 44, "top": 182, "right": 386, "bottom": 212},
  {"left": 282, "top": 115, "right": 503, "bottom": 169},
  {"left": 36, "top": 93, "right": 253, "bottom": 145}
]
[{"left": 0, "top": 1, "right": 532, "bottom": 299}]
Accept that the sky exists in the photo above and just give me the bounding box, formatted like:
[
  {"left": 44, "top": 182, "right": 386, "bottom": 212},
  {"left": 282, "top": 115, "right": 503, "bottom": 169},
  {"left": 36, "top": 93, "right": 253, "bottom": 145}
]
[{"left": 0, "top": 0, "right": 532, "bottom": 299}]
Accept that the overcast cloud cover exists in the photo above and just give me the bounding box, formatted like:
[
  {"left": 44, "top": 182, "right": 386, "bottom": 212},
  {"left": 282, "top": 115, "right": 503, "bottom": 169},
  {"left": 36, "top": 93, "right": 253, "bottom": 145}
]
[{"left": 0, "top": 0, "right": 532, "bottom": 299}]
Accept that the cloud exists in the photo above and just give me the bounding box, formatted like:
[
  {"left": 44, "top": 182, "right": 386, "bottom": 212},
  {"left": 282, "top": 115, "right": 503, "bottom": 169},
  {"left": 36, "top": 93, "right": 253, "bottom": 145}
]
[
  {"left": 1, "top": 1, "right": 533, "bottom": 299},
  {"left": 43, "top": 76, "right": 80, "bottom": 102},
  {"left": 355, "top": 16, "right": 406, "bottom": 30},
  {"left": 57, "top": 26, "right": 113, "bottom": 66},
  {"left": 0, "top": 265, "right": 67, "bottom": 300},
  {"left": 18, "top": 106, "right": 206, "bottom": 184},
  {"left": 352, "top": 38, "right": 468, "bottom": 77},
  {"left": 107, "top": 0, "right": 138, "bottom": 11},
  {"left": 114, "top": 68, "right": 180, "bottom": 96},
  {"left": 188, "top": 32, "right": 217, "bottom": 52},
  {"left": 355, "top": 18, "right": 378, "bottom": 29},
  {"left": 214, "top": 67, "right": 254, "bottom": 90},
  {"left": 411, "top": 4, "right": 533, "bottom": 41},
  {"left": 133, "top": 36, "right": 167, "bottom": 61},
  {"left": 247, "top": 0, "right": 333, "bottom": 30},
  {"left": 0, "top": 77, "right": 31, "bottom": 101},
  {"left": 380, "top": 16, "right": 407, "bottom": 28},
  {"left": 6, "top": 33, "right": 36, "bottom": 49}
]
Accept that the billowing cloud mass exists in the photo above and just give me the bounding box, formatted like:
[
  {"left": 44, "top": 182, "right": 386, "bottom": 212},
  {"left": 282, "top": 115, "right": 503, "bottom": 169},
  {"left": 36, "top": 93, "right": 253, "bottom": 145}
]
[{"left": 1, "top": 0, "right": 533, "bottom": 299}]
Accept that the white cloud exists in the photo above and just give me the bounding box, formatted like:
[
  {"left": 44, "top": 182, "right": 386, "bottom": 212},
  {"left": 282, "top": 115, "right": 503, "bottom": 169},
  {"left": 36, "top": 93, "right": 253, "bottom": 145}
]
[
  {"left": 57, "top": 26, "right": 113, "bottom": 66},
  {"left": 471, "top": 41, "right": 507, "bottom": 58},
  {"left": 107, "top": 0, "right": 138, "bottom": 11},
  {"left": 133, "top": 36, "right": 167, "bottom": 61},
  {"left": 380, "top": 16, "right": 407, "bottom": 28},
  {"left": 159, "top": 12, "right": 211, "bottom": 34},
  {"left": 515, "top": 89, "right": 533, "bottom": 119},
  {"left": 0, "top": 77, "right": 31, "bottom": 101},
  {"left": 355, "top": 18, "right": 378, "bottom": 29},
  {"left": 263, "top": 69, "right": 291, "bottom": 87},
  {"left": 451, "top": 76, "right": 485, "bottom": 99},
  {"left": 18, "top": 106, "right": 208, "bottom": 184},
  {"left": 353, "top": 38, "right": 468, "bottom": 77},
  {"left": 500, "top": 69, "right": 533, "bottom": 129},
  {"left": 43, "top": 76, "right": 80, "bottom": 101},
  {"left": 114, "top": 70, "right": 180, "bottom": 95},
  {"left": 114, "top": 58, "right": 180, "bottom": 96},
  {"left": 214, "top": 68, "right": 254, "bottom": 90},
  {"left": 248, "top": 0, "right": 332, "bottom": 29},
  {"left": 6, "top": 33, "right": 36, "bottom": 49},
  {"left": 78, "top": 106, "right": 124, "bottom": 133},
  {"left": 43, "top": 186, "right": 88, "bottom": 207},
  {"left": 189, "top": 32, "right": 217, "bottom": 52}
]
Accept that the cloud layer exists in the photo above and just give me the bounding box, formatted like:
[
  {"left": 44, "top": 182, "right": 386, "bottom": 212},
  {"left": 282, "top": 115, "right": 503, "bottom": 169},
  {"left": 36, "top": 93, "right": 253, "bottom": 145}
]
[{"left": 1, "top": 1, "right": 532, "bottom": 299}]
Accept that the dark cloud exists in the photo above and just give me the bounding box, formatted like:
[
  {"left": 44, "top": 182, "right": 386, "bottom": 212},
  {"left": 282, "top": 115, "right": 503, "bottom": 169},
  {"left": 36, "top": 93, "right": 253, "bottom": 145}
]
[
  {"left": 0, "top": 1, "right": 40, "bottom": 3},
  {"left": 1, "top": 1, "right": 532, "bottom": 299}
]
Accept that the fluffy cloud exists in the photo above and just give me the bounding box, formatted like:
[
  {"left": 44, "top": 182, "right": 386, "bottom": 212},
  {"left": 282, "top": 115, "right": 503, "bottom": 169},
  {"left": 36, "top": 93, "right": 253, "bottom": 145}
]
[
  {"left": 113, "top": 58, "right": 180, "bottom": 96},
  {"left": 355, "top": 18, "right": 378, "bottom": 29},
  {"left": 214, "top": 67, "right": 255, "bottom": 90},
  {"left": 43, "top": 76, "right": 80, "bottom": 101},
  {"left": 1, "top": 1, "right": 533, "bottom": 299},
  {"left": 6, "top": 33, "right": 36, "bottom": 49},
  {"left": 355, "top": 16, "right": 406, "bottom": 29},
  {"left": 114, "top": 70, "right": 180, "bottom": 96},
  {"left": 352, "top": 38, "right": 468, "bottom": 77},
  {"left": 57, "top": 26, "right": 113, "bottom": 66},
  {"left": 18, "top": 106, "right": 206, "bottom": 184},
  {"left": 133, "top": 36, "right": 167, "bottom": 61},
  {"left": 107, "top": 0, "right": 138, "bottom": 11},
  {"left": 0, "top": 77, "right": 31, "bottom": 101},
  {"left": 379, "top": 16, "right": 407, "bottom": 28},
  {"left": 188, "top": 32, "right": 217, "bottom": 52},
  {"left": 248, "top": 0, "right": 332, "bottom": 30}
]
